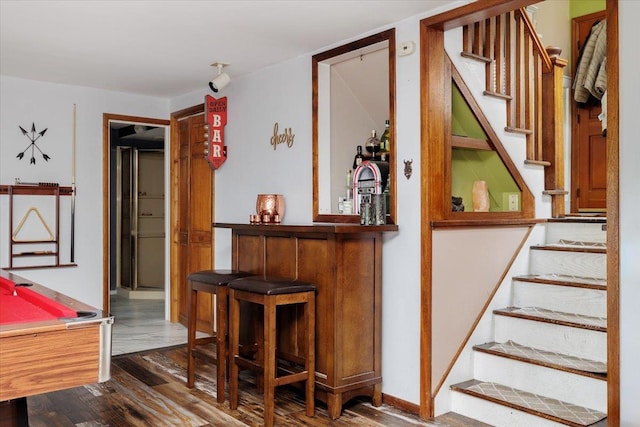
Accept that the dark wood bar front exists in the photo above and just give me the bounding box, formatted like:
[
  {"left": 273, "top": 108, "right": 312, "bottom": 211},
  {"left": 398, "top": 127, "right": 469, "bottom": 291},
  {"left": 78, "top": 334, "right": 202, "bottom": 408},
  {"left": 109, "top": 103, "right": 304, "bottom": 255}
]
[{"left": 213, "top": 222, "right": 398, "bottom": 419}]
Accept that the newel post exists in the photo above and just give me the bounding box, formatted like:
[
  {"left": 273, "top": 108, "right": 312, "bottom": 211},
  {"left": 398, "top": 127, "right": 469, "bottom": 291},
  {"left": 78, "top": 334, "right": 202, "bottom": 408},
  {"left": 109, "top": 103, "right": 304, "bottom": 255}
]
[{"left": 542, "top": 48, "right": 568, "bottom": 218}]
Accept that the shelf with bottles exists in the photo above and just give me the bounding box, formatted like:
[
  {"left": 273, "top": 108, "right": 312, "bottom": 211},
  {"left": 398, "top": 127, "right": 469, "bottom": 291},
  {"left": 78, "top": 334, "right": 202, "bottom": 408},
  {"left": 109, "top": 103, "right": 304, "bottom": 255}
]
[{"left": 348, "top": 121, "right": 391, "bottom": 166}]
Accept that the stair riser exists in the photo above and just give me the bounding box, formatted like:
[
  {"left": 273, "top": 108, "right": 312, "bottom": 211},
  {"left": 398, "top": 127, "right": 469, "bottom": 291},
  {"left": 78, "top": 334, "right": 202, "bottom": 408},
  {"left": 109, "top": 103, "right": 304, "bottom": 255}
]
[
  {"left": 546, "top": 222, "right": 606, "bottom": 244},
  {"left": 494, "top": 315, "right": 607, "bottom": 362},
  {"left": 451, "top": 391, "right": 567, "bottom": 427},
  {"left": 474, "top": 351, "right": 607, "bottom": 412},
  {"left": 530, "top": 249, "right": 606, "bottom": 279},
  {"left": 512, "top": 280, "right": 606, "bottom": 318}
]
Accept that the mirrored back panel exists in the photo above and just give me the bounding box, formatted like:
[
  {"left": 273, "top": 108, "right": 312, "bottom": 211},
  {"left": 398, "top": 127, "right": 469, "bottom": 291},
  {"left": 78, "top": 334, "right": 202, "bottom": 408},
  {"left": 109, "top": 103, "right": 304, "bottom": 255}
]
[{"left": 312, "top": 29, "right": 396, "bottom": 223}]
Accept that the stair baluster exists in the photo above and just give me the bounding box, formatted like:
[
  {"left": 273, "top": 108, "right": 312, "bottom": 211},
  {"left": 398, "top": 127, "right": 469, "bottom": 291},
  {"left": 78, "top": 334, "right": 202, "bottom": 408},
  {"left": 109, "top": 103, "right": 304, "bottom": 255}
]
[{"left": 461, "top": 8, "right": 568, "bottom": 217}]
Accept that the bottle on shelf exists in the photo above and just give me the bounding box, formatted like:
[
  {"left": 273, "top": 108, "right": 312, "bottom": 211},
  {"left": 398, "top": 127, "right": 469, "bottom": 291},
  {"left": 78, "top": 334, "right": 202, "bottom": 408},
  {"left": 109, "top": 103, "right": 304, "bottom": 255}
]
[
  {"left": 384, "top": 174, "right": 391, "bottom": 213},
  {"left": 352, "top": 145, "right": 365, "bottom": 169},
  {"left": 343, "top": 169, "right": 353, "bottom": 214},
  {"left": 365, "top": 130, "right": 380, "bottom": 160},
  {"left": 379, "top": 119, "right": 390, "bottom": 162}
]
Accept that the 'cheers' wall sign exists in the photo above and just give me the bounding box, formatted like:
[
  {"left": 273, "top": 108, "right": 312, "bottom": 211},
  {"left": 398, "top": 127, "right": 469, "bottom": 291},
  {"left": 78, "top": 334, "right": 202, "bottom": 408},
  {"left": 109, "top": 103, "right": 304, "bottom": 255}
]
[{"left": 270, "top": 122, "right": 294, "bottom": 150}]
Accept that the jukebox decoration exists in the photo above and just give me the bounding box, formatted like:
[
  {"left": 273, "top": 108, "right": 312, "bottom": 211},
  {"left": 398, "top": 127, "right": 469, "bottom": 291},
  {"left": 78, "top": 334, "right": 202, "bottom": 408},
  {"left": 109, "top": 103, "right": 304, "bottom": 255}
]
[
  {"left": 204, "top": 94, "right": 228, "bottom": 169},
  {"left": 352, "top": 160, "right": 389, "bottom": 225}
]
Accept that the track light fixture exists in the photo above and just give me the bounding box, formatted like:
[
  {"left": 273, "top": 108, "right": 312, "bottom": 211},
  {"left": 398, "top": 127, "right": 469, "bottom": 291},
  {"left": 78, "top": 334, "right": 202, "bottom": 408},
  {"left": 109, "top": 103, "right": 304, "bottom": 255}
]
[{"left": 209, "top": 62, "right": 230, "bottom": 93}]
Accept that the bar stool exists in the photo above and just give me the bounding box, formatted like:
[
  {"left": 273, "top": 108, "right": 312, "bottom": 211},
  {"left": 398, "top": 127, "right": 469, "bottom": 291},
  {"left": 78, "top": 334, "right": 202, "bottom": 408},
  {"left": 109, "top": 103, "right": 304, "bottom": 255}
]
[
  {"left": 186, "top": 269, "right": 251, "bottom": 403},
  {"left": 228, "top": 276, "right": 316, "bottom": 427}
]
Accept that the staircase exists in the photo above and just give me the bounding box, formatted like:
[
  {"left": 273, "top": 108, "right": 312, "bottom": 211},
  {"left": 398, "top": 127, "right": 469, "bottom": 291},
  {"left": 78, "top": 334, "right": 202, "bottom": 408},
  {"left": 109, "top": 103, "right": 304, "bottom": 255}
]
[{"left": 450, "top": 218, "right": 608, "bottom": 426}]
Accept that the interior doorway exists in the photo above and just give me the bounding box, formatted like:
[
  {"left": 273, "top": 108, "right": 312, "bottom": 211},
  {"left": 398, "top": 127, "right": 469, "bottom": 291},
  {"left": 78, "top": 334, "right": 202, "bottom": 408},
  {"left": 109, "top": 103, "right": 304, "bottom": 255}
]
[
  {"left": 570, "top": 10, "right": 608, "bottom": 213},
  {"left": 110, "top": 121, "right": 167, "bottom": 305},
  {"left": 116, "top": 146, "right": 165, "bottom": 296},
  {"left": 102, "top": 114, "right": 170, "bottom": 317}
]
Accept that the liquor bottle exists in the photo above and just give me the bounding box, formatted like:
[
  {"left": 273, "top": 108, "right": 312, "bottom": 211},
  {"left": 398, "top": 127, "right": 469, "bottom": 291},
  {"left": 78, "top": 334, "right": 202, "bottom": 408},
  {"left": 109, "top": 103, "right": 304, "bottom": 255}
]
[
  {"left": 365, "top": 130, "right": 380, "bottom": 160},
  {"left": 379, "top": 119, "right": 390, "bottom": 162},
  {"left": 352, "top": 145, "right": 364, "bottom": 169},
  {"left": 384, "top": 174, "right": 391, "bottom": 213},
  {"left": 343, "top": 169, "right": 354, "bottom": 214}
]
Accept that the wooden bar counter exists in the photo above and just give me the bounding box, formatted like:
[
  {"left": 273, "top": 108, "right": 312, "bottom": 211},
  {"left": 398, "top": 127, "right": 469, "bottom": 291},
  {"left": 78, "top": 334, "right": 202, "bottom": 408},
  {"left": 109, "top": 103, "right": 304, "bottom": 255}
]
[{"left": 213, "top": 222, "right": 398, "bottom": 419}]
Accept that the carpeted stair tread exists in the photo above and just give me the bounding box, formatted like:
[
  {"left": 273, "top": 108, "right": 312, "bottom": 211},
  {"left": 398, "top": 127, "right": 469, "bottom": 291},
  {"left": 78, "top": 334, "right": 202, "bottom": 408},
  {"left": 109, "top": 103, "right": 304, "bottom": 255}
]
[
  {"left": 451, "top": 379, "right": 607, "bottom": 426},
  {"left": 475, "top": 340, "right": 607, "bottom": 377},
  {"left": 513, "top": 274, "right": 606, "bottom": 290},
  {"left": 556, "top": 239, "right": 606, "bottom": 248},
  {"left": 530, "top": 244, "right": 606, "bottom": 254},
  {"left": 549, "top": 215, "right": 606, "bottom": 223},
  {"left": 494, "top": 307, "right": 606, "bottom": 331}
]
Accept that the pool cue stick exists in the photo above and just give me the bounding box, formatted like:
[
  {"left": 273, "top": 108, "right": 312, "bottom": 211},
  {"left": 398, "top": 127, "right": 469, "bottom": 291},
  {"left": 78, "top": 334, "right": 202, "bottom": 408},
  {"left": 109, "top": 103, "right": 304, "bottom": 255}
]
[{"left": 70, "top": 104, "right": 76, "bottom": 263}]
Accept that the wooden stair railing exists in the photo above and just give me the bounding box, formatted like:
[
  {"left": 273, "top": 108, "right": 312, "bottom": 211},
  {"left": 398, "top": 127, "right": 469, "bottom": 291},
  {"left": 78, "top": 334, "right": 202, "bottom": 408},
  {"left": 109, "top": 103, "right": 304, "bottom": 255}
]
[{"left": 461, "top": 8, "right": 567, "bottom": 217}]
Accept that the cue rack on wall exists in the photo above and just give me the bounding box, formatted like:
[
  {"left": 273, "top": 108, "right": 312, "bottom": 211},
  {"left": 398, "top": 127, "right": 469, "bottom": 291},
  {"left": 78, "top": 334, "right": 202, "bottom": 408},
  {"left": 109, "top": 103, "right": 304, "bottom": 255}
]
[{"left": 0, "top": 183, "right": 77, "bottom": 270}]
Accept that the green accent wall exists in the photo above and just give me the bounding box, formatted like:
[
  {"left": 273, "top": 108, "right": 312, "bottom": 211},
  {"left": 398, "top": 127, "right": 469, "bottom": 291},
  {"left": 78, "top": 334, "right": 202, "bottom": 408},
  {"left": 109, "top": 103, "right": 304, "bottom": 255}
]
[
  {"left": 452, "top": 84, "right": 486, "bottom": 139},
  {"left": 452, "top": 148, "right": 520, "bottom": 212},
  {"left": 570, "top": 0, "right": 605, "bottom": 18},
  {"left": 451, "top": 84, "right": 520, "bottom": 212}
]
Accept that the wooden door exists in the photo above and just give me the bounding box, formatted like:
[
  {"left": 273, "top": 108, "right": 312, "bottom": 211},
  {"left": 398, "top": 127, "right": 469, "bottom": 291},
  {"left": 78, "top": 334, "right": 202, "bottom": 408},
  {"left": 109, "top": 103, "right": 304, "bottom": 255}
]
[
  {"left": 173, "top": 110, "right": 215, "bottom": 330},
  {"left": 571, "top": 10, "right": 607, "bottom": 212}
]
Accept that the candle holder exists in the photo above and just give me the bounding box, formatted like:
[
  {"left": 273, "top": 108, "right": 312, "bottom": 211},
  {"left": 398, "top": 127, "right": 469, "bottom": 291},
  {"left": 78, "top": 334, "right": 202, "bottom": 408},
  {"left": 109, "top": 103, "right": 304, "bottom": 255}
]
[{"left": 256, "top": 194, "right": 285, "bottom": 223}]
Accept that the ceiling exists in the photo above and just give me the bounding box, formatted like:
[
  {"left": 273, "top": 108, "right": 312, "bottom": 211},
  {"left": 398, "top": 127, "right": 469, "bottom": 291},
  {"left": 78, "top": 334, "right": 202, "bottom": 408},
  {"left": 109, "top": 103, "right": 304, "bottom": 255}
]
[{"left": 0, "top": 0, "right": 456, "bottom": 98}]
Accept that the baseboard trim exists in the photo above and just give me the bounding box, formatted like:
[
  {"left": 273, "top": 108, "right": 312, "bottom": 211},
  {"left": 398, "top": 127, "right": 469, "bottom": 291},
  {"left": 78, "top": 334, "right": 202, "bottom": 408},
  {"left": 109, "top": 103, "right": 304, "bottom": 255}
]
[{"left": 382, "top": 393, "right": 420, "bottom": 415}]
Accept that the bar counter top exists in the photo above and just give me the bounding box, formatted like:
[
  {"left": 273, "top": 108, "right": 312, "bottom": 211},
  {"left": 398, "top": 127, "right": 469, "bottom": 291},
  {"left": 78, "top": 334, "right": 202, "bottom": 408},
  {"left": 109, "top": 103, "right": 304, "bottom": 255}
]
[{"left": 212, "top": 222, "right": 399, "bottom": 233}]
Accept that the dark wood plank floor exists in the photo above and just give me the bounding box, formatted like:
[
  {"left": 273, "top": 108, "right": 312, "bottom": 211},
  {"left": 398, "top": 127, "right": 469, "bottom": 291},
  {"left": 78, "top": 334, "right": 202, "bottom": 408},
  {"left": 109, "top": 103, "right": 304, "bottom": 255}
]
[{"left": 25, "top": 345, "right": 490, "bottom": 426}]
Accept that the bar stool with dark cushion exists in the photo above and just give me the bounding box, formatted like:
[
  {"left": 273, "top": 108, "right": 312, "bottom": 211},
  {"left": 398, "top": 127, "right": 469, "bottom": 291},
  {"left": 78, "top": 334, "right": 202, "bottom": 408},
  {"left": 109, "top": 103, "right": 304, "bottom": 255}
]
[
  {"left": 186, "top": 269, "right": 251, "bottom": 403},
  {"left": 228, "top": 276, "right": 316, "bottom": 427}
]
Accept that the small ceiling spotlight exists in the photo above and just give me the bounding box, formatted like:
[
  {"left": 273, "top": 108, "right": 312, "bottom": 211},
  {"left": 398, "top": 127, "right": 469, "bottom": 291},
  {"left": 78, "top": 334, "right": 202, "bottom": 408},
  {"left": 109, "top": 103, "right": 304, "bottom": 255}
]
[{"left": 209, "top": 62, "right": 230, "bottom": 93}]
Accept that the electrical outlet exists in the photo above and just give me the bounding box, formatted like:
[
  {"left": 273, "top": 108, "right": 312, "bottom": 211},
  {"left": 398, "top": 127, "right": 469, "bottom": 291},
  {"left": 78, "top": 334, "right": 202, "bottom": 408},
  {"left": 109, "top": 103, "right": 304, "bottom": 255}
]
[
  {"left": 508, "top": 194, "right": 519, "bottom": 211},
  {"left": 502, "top": 193, "right": 520, "bottom": 211}
]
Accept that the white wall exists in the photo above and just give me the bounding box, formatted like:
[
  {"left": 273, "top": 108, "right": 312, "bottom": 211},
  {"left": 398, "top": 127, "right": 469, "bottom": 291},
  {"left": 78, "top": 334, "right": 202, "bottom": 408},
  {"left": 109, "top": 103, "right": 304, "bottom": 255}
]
[
  {"left": 0, "top": 76, "right": 168, "bottom": 308},
  {"left": 618, "top": 2, "right": 640, "bottom": 425},
  {"left": 534, "top": 1, "right": 571, "bottom": 75}
]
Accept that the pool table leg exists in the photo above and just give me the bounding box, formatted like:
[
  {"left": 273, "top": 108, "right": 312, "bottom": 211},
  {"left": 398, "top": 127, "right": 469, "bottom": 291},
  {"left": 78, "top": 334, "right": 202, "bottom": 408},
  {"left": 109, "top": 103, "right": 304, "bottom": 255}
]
[{"left": 0, "top": 397, "right": 28, "bottom": 427}]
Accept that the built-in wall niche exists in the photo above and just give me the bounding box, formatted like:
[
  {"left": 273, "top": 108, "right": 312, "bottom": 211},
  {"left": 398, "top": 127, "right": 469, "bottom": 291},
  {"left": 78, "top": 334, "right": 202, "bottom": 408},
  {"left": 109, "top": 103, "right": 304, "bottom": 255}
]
[
  {"left": 446, "top": 61, "right": 533, "bottom": 219},
  {"left": 312, "top": 29, "right": 396, "bottom": 223},
  {"left": 451, "top": 83, "right": 521, "bottom": 213}
]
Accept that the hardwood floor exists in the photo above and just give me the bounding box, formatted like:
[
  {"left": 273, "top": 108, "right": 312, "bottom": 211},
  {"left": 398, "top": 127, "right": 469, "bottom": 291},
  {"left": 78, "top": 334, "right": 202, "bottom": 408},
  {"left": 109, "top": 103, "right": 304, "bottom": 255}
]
[
  {"left": 38, "top": 295, "right": 491, "bottom": 426},
  {"left": 25, "top": 345, "right": 489, "bottom": 426}
]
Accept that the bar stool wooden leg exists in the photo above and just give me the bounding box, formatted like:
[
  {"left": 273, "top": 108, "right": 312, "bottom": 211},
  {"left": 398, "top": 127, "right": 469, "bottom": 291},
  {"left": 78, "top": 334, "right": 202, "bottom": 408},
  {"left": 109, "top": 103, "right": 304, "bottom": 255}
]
[
  {"left": 229, "top": 288, "right": 240, "bottom": 411},
  {"left": 215, "top": 287, "right": 228, "bottom": 403},
  {"left": 263, "top": 296, "right": 276, "bottom": 427},
  {"left": 305, "top": 294, "right": 315, "bottom": 417},
  {"left": 186, "top": 283, "right": 197, "bottom": 388},
  {"left": 255, "top": 303, "right": 265, "bottom": 394}
]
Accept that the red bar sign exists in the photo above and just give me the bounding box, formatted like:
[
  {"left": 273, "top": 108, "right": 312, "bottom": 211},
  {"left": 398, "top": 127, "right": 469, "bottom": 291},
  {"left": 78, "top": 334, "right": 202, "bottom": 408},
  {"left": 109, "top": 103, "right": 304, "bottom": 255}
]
[{"left": 204, "top": 94, "right": 228, "bottom": 169}]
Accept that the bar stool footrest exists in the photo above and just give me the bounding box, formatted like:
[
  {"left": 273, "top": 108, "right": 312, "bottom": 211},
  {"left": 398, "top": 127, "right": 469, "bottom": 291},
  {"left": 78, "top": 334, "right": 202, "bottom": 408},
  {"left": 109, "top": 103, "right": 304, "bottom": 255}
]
[
  {"left": 274, "top": 371, "right": 309, "bottom": 387},
  {"left": 194, "top": 336, "right": 217, "bottom": 346},
  {"left": 235, "top": 356, "right": 265, "bottom": 374}
]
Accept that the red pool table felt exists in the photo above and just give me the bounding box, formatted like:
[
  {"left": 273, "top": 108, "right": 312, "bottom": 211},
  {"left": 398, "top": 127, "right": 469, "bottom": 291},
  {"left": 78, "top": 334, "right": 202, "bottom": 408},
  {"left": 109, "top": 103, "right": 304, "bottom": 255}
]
[{"left": 0, "top": 276, "right": 78, "bottom": 324}]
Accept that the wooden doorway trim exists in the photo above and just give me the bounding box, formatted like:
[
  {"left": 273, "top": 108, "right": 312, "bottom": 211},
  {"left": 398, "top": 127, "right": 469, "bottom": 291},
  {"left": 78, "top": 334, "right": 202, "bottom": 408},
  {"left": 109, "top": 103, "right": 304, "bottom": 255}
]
[
  {"left": 605, "top": 0, "right": 620, "bottom": 423},
  {"left": 168, "top": 103, "right": 204, "bottom": 322},
  {"left": 102, "top": 114, "right": 170, "bottom": 316}
]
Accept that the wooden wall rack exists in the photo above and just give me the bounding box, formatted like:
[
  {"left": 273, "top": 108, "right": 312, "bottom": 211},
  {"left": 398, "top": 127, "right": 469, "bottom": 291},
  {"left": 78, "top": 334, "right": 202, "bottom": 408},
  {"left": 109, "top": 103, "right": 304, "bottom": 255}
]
[{"left": 1, "top": 184, "right": 76, "bottom": 270}]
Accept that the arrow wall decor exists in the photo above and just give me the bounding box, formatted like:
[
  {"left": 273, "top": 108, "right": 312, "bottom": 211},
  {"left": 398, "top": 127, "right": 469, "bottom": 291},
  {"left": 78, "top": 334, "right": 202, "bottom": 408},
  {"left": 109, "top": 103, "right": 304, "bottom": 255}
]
[{"left": 17, "top": 122, "right": 51, "bottom": 165}]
